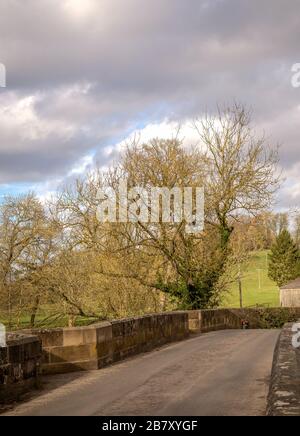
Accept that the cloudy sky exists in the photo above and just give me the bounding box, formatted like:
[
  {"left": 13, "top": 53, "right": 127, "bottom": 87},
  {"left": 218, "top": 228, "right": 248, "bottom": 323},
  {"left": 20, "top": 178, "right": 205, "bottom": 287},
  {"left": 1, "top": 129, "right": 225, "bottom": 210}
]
[{"left": 0, "top": 0, "right": 300, "bottom": 208}]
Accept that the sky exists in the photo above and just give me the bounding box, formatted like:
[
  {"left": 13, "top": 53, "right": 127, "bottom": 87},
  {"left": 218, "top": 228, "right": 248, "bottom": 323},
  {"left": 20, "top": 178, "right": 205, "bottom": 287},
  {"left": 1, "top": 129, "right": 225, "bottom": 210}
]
[{"left": 0, "top": 0, "right": 300, "bottom": 209}]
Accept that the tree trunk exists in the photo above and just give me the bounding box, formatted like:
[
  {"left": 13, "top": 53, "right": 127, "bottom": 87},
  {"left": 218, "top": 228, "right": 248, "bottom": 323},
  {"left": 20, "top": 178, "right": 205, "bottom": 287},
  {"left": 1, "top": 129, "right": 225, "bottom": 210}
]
[
  {"left": 68, "top": 314, "right": 76, "bottom": 327},
  {"left": 30, "top": 296, "right": 40, "bottom": 328}
]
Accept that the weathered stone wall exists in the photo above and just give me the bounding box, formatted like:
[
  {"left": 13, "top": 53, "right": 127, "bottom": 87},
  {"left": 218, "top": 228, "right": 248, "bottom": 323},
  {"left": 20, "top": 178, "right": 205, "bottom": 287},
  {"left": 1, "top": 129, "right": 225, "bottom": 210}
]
[
  {"left": 27, "top": 312, "right": 189, "bottom": 375},
  {"left": 188, "top": 309, "right": 241, "bottom": 333},
  {"left": 0, "top": 333, "right": 42, "bottom": 404},
  {"left": 3, "top": 309, "right": 299, "bottom": 403},
  {"left": 7, "top": 307, "right": 300, "bottom": 381},
  {"left": 267, "top": 322, "right": 300, "bottom": 416},
  {"left": 188, "top": 308, "right": 300, "bottom": 333}
]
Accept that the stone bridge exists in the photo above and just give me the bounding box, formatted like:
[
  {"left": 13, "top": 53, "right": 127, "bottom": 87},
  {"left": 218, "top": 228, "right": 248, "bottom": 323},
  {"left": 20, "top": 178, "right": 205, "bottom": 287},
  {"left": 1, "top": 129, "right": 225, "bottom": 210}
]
[{"left": 1, "top": 309, "right": 299, "bottom": 416}]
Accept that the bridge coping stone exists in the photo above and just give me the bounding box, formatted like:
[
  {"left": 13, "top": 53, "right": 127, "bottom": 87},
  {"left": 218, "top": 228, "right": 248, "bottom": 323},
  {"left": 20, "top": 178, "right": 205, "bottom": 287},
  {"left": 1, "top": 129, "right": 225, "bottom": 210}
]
[{"left": 267, "top": 321, "right": 300, "bottom": 416}]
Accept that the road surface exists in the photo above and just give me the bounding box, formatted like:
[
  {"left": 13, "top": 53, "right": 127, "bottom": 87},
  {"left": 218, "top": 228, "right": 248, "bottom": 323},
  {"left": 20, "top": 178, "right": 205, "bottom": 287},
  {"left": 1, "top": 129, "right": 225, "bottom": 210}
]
[{"left": 3, "top": 329, "right": 279, "bottom": 416}]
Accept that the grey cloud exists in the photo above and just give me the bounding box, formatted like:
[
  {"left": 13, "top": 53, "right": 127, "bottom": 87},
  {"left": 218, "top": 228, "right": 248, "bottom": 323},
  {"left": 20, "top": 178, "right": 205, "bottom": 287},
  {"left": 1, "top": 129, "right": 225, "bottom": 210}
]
[{"left": 0, "top": 0, "right": 300, "bottom": 207}]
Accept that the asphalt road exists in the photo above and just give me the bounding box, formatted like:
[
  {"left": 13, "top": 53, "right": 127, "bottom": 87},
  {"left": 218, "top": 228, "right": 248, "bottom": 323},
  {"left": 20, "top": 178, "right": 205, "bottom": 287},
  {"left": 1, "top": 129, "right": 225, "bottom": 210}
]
[{"left": 4, "top": 329, "right": 279, "bottom": 416}]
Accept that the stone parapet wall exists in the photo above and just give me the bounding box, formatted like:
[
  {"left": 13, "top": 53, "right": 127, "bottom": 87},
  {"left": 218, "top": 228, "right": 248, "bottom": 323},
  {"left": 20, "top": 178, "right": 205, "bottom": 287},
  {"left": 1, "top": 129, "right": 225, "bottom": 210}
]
[
  {"left": 2, "top": 309, "right": 300, "bottom": 405},
  {"left": 0, "top": 333, "right": 42, "bottom": 404},
  {"left": 27, "top": 312, "right": 189, "bottom": 375},
  {"left": 188, "top": 308, "right": 300, "bottom": 333},
  {"left": 267, "top": 322, "right": 300, "bottom": 416},
  {"left": 22, "top": 308, "right": 300, "bottom": 375},
  {"left": 188, "top": 309, "right": 242, "bottom": 333}
]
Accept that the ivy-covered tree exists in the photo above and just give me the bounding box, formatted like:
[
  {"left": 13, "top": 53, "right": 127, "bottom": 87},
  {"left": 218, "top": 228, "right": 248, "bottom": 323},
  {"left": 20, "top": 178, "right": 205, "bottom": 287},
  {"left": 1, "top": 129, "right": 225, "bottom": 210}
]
[{"left": 268, "top": 230, "right": 300, "bottom": 287}]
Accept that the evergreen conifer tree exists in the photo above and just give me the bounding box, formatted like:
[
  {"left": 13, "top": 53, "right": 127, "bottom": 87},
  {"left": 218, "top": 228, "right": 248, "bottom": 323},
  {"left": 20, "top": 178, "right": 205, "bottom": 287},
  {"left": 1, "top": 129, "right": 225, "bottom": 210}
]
[{"left": 268, "top": 229, "right": 300, "bottom": 287}]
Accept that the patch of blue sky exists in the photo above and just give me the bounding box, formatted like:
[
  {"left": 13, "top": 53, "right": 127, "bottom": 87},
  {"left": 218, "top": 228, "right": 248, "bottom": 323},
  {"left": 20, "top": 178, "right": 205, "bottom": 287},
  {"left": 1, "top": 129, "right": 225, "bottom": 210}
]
[{"left": 0, "top": 182, "right": 35, "bottom": 201}]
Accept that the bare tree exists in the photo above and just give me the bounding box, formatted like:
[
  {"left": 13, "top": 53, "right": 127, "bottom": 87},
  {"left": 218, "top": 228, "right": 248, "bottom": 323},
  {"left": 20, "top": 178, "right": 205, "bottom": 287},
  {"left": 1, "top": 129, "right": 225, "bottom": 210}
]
[
  {"left": 195, "top": 104, "right": 280, "bottom": 248},
  {"left": 0, "top": 194, "right": 47, "bottom": 327}
]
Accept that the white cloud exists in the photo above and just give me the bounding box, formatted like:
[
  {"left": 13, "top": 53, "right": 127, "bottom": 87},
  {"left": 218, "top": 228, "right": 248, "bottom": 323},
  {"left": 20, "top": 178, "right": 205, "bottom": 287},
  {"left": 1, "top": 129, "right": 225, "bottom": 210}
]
[
  {"left": 104, "top": 119, "right": 201, "bottom": 156},
  {"left": 0, "top": 91, "right": 76, "bottom": 151}
]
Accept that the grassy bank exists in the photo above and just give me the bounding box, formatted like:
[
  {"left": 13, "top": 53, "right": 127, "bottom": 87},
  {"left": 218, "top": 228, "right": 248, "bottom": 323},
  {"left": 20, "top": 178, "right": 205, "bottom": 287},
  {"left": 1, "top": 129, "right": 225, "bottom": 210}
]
[{"left": 222, "top": 250, "right": 279, "bottom": 308}]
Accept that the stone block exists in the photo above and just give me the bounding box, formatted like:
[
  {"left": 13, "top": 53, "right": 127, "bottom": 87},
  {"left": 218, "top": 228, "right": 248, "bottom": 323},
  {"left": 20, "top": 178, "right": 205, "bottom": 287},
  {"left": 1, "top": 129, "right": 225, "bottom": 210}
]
[
  {"left": 0, "top": 333, "right": 41, "bottom": 404},
  {"left": 267, "top": 322, "right": 300, "bottom": 416},
  {"left": 48, "top": 344, "right": 97, "bottom": 364},
  {"left": 63, "top": 326, "right": 97, "bottom": 347},
  {"left": 33, "top": 329, "right": 64, "bottom": 348}
]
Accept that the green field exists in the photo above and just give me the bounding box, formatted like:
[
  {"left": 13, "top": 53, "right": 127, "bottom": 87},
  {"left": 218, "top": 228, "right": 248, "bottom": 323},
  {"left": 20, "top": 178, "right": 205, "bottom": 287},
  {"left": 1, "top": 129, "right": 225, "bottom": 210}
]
[
  {"left": 222, "top": 250, "right": 280, "bottom": 308},
  {"left": 0, "top": 311, "right": 99, "bottom": 330}
]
